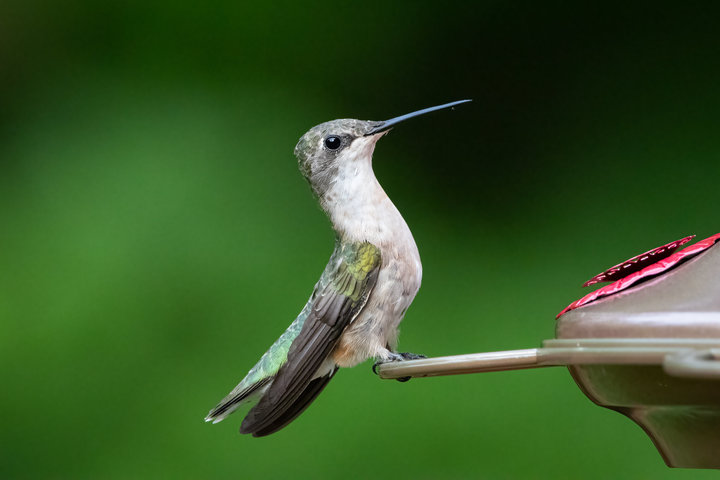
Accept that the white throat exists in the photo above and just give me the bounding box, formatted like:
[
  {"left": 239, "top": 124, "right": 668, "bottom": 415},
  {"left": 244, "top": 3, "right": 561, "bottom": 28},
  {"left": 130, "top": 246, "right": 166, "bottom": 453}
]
[{"left": 320, "top": 140, "right": 415, "bottom": 251}]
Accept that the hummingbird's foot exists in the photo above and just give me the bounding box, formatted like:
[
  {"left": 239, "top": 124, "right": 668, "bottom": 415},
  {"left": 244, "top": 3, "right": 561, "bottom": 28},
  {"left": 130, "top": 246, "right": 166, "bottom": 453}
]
[
  {"left": 371, "top": 356, "right": 401, "bottom": 375},
  {"left": 372, "top": 351, "right": 427, "bottom": 382}
]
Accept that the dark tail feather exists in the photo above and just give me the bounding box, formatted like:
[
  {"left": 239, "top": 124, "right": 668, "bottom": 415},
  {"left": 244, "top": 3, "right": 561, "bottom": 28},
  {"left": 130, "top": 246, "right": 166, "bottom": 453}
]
[{"left": 241, "top": 368, "right": 338, "bottom": 437}]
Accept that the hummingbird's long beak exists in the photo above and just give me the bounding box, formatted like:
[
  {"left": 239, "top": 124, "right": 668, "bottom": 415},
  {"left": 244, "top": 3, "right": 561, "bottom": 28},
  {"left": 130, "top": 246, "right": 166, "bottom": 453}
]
[{"left": 365, "top": 99, "right": 471, "bottom": 136}]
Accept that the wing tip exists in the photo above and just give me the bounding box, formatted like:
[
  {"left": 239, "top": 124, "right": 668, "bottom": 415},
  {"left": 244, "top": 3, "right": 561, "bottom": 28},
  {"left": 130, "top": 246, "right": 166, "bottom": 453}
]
[
  {"left": 204, "top": 398, "right": 243, "bottom": 425},
  {"left": 204, "top": 412, "right": 225, "bottom": 424},
  {"left": 204, "top": 377, "right": 273, "bottom": 426}
]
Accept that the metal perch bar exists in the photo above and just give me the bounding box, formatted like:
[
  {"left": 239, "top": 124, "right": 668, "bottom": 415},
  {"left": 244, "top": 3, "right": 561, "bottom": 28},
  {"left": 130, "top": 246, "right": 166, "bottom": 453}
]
[
  {"left": 376, "top": 349, "right": 547, "bottom": 379},
  {"left": 376, "top": 339, "right": 720, "bottom": 380}
]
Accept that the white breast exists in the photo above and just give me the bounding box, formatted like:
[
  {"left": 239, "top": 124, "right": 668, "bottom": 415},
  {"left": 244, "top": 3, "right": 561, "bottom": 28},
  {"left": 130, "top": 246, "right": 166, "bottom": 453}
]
[{"left": 324, "top": 157, "right": 422, "bottom": 367}]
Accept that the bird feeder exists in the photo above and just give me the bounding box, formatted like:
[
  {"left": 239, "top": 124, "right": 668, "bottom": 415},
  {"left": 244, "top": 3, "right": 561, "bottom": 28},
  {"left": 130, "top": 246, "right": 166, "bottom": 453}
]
[{"left": 376, "top": 233, "right": 720, "bottom": 469}]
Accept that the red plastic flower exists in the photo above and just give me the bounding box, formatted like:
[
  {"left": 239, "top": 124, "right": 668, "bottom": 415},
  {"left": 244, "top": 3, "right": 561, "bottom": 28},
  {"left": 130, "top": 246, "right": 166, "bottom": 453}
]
[{"left": 557, "top": 233, "right": 720, "bottom": 318}]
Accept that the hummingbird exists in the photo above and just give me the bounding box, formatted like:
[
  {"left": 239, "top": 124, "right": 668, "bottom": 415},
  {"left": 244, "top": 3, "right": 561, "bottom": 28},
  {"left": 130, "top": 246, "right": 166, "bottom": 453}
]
[{"left": 205, "top": 100, "right": 471, "bottom": 436}]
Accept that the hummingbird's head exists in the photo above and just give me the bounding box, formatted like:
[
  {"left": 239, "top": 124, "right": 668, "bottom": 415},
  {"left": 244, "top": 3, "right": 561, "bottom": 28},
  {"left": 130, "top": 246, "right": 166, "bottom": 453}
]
[
  {"left": 294, "top": 119, "right": 385, "bottom": 199},
  {"left": 293, "top": 100, "right": 471, "bottom": 200}
]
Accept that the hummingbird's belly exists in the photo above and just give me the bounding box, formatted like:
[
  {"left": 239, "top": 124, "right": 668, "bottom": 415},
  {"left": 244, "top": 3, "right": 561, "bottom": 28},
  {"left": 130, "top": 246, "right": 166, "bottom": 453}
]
[{"left": 332, "top": 249, "right": 422, "bottom": 368}]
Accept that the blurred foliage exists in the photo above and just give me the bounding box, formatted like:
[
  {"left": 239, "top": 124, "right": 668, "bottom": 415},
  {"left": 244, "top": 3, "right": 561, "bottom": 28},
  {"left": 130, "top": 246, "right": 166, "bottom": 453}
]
[{"left": 1, "top": 1, "right": 719, "bottom": 478}]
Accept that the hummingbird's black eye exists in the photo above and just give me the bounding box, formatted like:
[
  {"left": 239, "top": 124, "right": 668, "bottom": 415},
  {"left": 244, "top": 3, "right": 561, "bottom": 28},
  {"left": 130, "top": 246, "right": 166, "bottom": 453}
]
[{"left": 324, "top": 136, "right": 342, "bottom": 150}]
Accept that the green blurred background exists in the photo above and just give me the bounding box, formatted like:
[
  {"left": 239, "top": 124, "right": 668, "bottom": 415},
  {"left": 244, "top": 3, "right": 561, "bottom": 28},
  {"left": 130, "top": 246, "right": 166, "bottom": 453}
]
[{"left": 2, "top": 1, "right": 719, "bottom": 478}]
